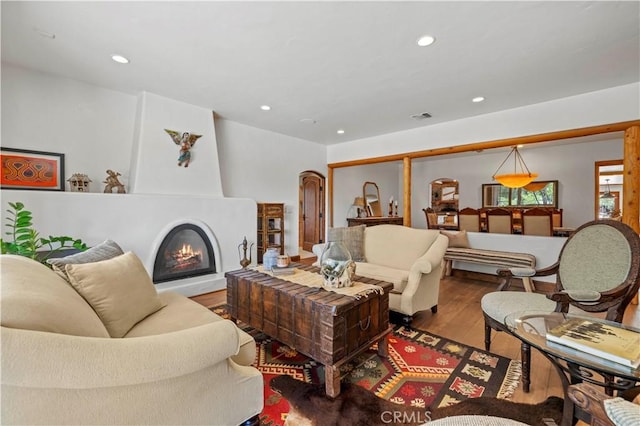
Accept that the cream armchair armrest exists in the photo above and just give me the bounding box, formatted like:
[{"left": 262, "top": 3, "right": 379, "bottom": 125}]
[
  {"left": 1, "top": 320, "right": 241, "bottom": 389},
  {"left": 406, "top": 235, "right": 449, "bottom": 291}
]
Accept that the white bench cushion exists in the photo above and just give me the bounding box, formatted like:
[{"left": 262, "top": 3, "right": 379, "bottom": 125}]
[{"left": 444, "top": 247, "right": 536, "bottom": 269}]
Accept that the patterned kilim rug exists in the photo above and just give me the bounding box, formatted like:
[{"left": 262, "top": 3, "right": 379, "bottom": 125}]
[{"left": 210, "top": 305, "right": 521, "bottom": 426}]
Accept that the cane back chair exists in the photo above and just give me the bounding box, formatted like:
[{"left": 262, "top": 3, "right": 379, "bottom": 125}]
[{"left": 481, "top": 220, "right": 640, "bottom": 392}]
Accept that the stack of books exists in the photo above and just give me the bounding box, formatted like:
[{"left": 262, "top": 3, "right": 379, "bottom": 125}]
[{"left": 546, "top": 318, "right": 640, "bottom": 368}]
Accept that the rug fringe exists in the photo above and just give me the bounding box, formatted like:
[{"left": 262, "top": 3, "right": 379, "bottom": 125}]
[{"left": 497, "top": 360, "right": 522, "bottom": 399}]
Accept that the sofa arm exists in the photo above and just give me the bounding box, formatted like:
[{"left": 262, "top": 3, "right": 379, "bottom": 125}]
[
  {"left": 2, "top": 320, "right": 242, "bottom": 389},
  {"left": 407, "top": 235, "right": 449, "bottom": 288}
]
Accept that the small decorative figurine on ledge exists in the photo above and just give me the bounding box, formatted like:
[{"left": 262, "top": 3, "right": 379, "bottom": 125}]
[
  {"left": 68, "top": 174, "right": 91, "bottom": 192},
  {"left": 164, "top": 129, "right": 202, "bottom": 167},
  {"left": 103, "top": 169, "right": 126, "bottom": 193}
]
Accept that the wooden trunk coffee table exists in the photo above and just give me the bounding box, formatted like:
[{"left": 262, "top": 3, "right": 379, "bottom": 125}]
[{"left": 225, "top": 264, "right": 393, "bottom": 397}]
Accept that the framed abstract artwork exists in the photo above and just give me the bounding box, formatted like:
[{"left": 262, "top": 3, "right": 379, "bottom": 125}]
[{"left": 1, "top": 148, "right": 65, "bottom": 191}]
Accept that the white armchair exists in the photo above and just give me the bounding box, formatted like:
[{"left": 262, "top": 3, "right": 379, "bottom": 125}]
[{"left": 314, "top": 225, "right": 448, "bottom": 324}]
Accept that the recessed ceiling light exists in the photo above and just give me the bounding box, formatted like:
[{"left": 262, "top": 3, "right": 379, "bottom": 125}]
[
  {"left": 417, "top": 35, "right": 436, "bottom": 47},
  {"left": 472, "top": 96, "right": 485, "bottom": 103},
  {"left": 337, "top": 129, "right": 345, "bottom": 134},
  {"left": 111, "top": 54, "right": 129, "bottom": 64},
  {"left": 260, "top": 105, "right": 271, "bottom": 111}
]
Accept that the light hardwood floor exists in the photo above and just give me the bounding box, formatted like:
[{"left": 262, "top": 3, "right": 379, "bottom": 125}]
[{"left": 191, "top": 270, "right": 639, "bottom": 423}]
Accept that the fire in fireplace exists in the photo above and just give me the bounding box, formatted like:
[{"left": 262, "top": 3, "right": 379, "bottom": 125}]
[{"left": 153, "top": 223, "right": 216, "bottom": 283}]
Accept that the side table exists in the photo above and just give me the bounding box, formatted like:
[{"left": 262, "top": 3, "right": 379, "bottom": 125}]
[
  {"left": 505, "top": 311, "right": 640, "bottom": 426},
  {"left": 347, "top": 216, "right": 403, "bottom": 227}
]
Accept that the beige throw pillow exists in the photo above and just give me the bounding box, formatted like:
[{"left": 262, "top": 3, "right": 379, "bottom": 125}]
[
  {"left": 327, "top": 225, "right": 366, "bottom": 262},
  {"left": 65, "top": 251, "right": 165, "bottom": 338},
  {"left": 440, "top": 229, "right": 470, "bottom": 248}
]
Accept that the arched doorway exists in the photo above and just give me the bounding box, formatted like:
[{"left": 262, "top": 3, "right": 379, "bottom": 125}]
[{"left": 299, "top": 171, "right": 325, "bottom": 252}]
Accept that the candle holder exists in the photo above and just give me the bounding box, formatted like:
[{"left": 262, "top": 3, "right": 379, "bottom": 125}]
[
  {"left": 389, "top": 202, "right": 393, "bottom": 217},
  {"left": 394, "top": 203, "right": 399, "bottom": 217}
]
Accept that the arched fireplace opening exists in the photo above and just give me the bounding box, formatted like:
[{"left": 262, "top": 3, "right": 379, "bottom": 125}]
[{"left": 153, "top": 223, "right": 216, "bottom": 283}]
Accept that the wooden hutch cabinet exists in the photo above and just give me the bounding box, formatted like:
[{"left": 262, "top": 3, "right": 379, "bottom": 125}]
[{"left": 257, "top": 203, "right": 285, "bottom": 263}]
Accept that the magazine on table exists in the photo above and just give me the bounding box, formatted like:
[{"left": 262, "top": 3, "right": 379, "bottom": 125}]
[{"left": 546, "top": 318, "right": 640, "bottom": 368}]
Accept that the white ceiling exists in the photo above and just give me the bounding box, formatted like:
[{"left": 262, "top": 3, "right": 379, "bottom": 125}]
[{"left": 2, "top": 1, "right": 639, "bottom": 145}]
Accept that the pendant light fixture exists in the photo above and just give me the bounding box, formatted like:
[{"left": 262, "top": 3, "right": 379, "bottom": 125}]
[
  {"left": 600, "top": 179, "right": 615, "bottom": 199},
  {"left": 492, "top": 146, "right": 539, "bottom": 188}
]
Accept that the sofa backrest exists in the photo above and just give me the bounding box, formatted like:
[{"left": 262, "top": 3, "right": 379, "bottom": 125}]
[
  {"left": 0, "top": 255, "right": 109, "bottom": 337},
  {"left": 363, "top": 225, "right": 440, "bottom": 270}
]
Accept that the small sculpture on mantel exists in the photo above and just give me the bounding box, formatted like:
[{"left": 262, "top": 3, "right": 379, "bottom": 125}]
[
  {"left": 164, "top": 129, "right": 202, "bottom": 167},
  {"left": 103, "top": 169, "right": 126, "bottom": 193},
  {"left": 68, "top": 173, "right": 92, "bottom": 192}
]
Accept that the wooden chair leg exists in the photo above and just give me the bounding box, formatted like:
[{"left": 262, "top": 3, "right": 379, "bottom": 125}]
[
  {"left": 484, "top": 322, "right": 492, "bottom": 351},
  {"left": 521, "top": 342, "right": 531, "bottom": 393}
]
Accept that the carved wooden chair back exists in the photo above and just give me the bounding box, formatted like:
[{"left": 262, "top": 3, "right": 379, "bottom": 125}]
[
  {"left": 457, "top": 208, "right": 481, "bottom": 232},
  {"left": 423, "top": 208, "right": 439, "bottom": 229},
  {"left": 486, "top": 208, "right": 513, "bottom": 234},
  {"left": 521, "top": 208, "right": 553, "bottom": 236}
]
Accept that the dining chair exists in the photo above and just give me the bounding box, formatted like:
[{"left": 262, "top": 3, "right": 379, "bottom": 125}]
[
  {"left": 486, "top": 208, "right": 513, "bottom": 234},
  {"left": 552, "top": 208, "right": 563, "bottom": 228},
  {"left": 521, "top": 207, "right": 553, "bottom": 236},
  {"left": 457, "top": 207, "right": 481, "bottom": 232},
  {"left": 481, "top": 220, "right": 640, "bottom": 393},
  {"left": 423, "top": 208, "right": 439, "bottom": 229}
]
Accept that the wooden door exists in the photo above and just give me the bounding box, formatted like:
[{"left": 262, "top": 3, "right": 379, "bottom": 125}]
[{"left": 299, "top": 172, "right": 325, "bottom": 251}]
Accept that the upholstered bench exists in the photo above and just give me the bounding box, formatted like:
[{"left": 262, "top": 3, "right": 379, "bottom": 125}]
[{"left": 443, "top": 247, "right": 537, "bottom": 292}]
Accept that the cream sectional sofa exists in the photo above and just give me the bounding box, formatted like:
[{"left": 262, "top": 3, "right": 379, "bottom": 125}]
[
  {"left": 1, "top": 254, "right": 263, "bottom": 425},
  {"left": 314, "top": 224, "right": 448, "bottom": 323}
]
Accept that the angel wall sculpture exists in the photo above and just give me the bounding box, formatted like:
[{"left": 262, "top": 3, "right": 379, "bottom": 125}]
[{"left": 164, "top": 129, "right": 202, "bottom": 167}]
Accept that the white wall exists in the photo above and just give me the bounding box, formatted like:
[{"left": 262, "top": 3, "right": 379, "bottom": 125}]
[
  {"left": 327, "top": 82, "right": 636, "bottom": 230},
  {"left": 130, "top": 92, "right": 223, "bottom": 197},
  {"left": 332, "top": 162, "right": 401, "bottom": 227},
  {"left": 326, "top": 82, "right": 639, "bottom": 163},
  {"left": 408, "top": 138, "right": 622, "bottom": 228},
  {"left": 214, "top": 118, "right": 327, "bottom": 255},
  {"left": 2, "top": 64, "right": 635, "bottom": 253},
  {"left": 1, "top": 65, "right": 328, "bottom": 257},
  {"left": 1, "top": 65, "right": 137, "bottom": 191}
]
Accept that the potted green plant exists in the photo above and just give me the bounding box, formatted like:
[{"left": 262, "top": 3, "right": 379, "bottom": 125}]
[{"left": 1, "top": 201, "right": 87, "bottom": 264}]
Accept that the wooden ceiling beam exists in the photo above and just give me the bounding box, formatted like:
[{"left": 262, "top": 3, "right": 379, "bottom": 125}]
[{"left": 328, "top": 120, "right": 640, "bottom": 169}]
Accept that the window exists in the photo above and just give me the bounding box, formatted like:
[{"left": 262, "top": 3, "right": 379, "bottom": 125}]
[{"left": 482, "top": 180, "right": 558, "bottom": 208}]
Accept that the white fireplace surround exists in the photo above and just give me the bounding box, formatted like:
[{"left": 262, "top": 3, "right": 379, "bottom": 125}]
[
  {"left": 3, "top": 191, "right": 256, "bottom": 297},
  {"left": 1, "top": 92, "right": 258, "bottom": 296}
]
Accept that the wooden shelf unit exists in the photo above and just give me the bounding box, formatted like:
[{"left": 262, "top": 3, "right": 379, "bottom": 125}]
[{"left": 257, "top": 202, "right": 285, "bottom": 263}]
